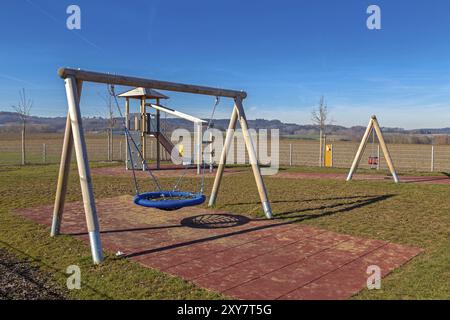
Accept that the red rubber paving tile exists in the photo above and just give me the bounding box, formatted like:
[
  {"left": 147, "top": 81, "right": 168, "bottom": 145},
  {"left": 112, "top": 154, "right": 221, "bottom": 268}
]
[
  {"left": 223, "top": 238, "right": 388, "bottom": 300},
  {"left": 165, "top": 234, "right": 302, "bottom": 279},
  {"left": 193, "top": 237, "right": 335, "bottom": 292},
  {"left": 281, "top": 243, "right": 423, "bottom": 300},
  {"left": 15, "top": 195, "right": 423, "bottom": 300}
]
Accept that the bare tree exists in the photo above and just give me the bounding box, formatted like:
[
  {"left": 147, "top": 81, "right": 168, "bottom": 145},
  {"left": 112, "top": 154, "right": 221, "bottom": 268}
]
[
  {"left": 12, "top": 89, "right": 33, "bottom": 165},
  {"left": 311, "top": 96, "right": 329, "bottom": 167}
]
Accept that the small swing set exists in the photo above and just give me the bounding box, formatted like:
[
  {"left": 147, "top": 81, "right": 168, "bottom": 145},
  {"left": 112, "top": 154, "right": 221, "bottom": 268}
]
[
  {"left": 347, "top": 115, "right": 399, "bottom": 183},
  {"left": 50, "top": 68, "right": 273, "bottom": 264}
]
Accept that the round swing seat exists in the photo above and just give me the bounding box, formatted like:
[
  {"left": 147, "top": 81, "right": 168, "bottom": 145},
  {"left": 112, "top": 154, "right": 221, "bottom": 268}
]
[{"left": 133, "top": 191, "right": 206, "bottom": 211}]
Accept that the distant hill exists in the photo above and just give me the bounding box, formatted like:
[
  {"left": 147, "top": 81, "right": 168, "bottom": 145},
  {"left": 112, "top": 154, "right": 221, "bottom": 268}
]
[{"left": 1, "top": 111, "right": 450, "bottom": 144}]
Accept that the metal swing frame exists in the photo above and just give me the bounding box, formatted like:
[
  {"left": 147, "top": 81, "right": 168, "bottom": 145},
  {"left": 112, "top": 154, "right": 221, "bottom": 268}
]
[{"left": 50, "top": 68, "right": 273, "bottom": 264}]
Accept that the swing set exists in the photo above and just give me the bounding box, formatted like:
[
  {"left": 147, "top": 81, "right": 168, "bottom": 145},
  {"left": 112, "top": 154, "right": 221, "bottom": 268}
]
[
  {"left": 50, "top": 68, "right": 273, "bottom": 264},
  {"left": 347, "top": 115, "right": 399, "bottom": 183},
  {"left": 108, "top": 84, "right": 218, "bottom": 211}
]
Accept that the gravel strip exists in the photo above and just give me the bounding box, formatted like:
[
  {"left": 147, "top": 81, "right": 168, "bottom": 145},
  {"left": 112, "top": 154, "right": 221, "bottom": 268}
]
[{"left": 0, "top": 249, "right": 66, "bottom": 300}]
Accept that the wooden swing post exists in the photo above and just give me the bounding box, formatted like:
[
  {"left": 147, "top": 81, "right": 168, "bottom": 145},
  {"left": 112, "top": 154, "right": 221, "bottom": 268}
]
[
  {"left": 52, "top": 76, "right": 103, "bottom": 263},
  {"left": 208, "top": 98, "right": 273, "bottom": 219}
]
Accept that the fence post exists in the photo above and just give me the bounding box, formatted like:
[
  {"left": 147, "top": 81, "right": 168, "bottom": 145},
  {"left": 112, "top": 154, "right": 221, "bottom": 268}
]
[
  {"left": 431, "top": 145, "right": 434, "bottom": 172},
  {"left": 289, "top": 144, "right": 292, "bottom": 167},
  {"left": 331, "top": 144, "right": 334, "bottom": 167},
  {"left": 43, "top": 143, "right": 47, "bottom": 164},
  {"left": 110, "top": 130, "right": 114, "bottom": 161},
  {"left": 150, "top": 141, "right": 153, "bottom": 160}
]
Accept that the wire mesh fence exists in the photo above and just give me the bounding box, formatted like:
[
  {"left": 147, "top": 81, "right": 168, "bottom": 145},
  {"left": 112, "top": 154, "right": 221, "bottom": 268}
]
[{"left": 1, "top": 133, "right": 450, "bottom": 173}]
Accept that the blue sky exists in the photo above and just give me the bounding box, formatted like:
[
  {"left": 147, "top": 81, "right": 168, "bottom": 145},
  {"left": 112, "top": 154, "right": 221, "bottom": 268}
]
[{"left": 1, "top": 0, "right": 450, "bottom": 128}]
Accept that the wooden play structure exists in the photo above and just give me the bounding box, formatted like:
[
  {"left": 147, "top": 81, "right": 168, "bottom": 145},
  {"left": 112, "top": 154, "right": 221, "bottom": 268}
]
[
  {"left": 50, "top": 68, "right": 273, "bottom": 264},
  {"left": 117, "top": 87, "right": 206, "bottom": 174},
  {"left": 346, "top": 115, "right": 399, "bottom": 183}
]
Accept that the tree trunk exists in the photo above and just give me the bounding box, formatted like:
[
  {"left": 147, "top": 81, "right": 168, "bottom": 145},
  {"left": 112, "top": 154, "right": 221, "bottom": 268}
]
[
  {"left": 21, "top": 124, "right": 25, "bottom": 165},
  {"left": 107, "top": 131, "right": 111, "bottom": 161},
  {"left": 319, "top": 129, "right": 323, "bottom": 167}
]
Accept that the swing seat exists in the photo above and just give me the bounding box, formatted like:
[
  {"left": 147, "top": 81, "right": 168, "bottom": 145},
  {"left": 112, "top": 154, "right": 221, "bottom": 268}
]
[
  {"left": 368, "top": 156, "right": 379, "bottom": 166},
  {"left": 133, "top": 191, "right": 206, "bottom": 211}
]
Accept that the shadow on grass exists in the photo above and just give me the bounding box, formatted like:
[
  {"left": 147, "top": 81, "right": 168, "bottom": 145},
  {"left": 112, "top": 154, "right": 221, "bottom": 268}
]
[
  {"left": 125, "top": 194, "right": 394, "bottom": 259},
  {"left": 221, "top": 195, "right": 381, "bottom": 207}
]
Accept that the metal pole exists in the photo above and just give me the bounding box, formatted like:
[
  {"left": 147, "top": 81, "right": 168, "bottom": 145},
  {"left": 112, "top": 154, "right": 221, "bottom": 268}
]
[
  {"left": 331, "top": 144, "right": 334, "bottom": 167},
  {"left": 43, "top": 143, "right": 46, "bottom": 164},
  {"left": 289, "top": 144, "right": 292, "bottom": 167},
  {"left": 119, "top": 141, "right": 122, "bottom": 161}
]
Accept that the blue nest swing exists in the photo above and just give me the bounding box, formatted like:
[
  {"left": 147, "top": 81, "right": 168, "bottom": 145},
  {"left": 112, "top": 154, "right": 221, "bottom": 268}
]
[{"left": 134, "top": 191, "right": 206, "bottom": 211}]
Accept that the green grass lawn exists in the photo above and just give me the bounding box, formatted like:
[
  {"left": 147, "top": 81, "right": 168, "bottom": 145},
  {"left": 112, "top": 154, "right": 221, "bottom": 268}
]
[{"left": 0, "top": 163, "right": 449, "bottom": 299}]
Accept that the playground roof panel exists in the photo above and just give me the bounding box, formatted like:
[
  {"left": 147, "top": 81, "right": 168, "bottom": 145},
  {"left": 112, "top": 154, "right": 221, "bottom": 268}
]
[
  {"left": 150, "top": 104, "right": 207, "bottom": 124},
  {"left": 118, "top": 87, "right": 169, "bottom": 100}
]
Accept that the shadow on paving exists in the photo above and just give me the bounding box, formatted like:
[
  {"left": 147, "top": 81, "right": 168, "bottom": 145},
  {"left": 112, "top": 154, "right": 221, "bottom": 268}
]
[{"left": 124, "top": 194, "right": 394, "bottom": 258}]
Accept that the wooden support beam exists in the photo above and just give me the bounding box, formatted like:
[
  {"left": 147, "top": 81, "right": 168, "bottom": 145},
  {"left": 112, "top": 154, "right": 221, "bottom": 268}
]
[
  {"left": 51, "top": 80, "right": 82, "bottom": 236},
  {"left": 372, "top": 117, "right": 399, "bottom": 183},
  {"left": 64, "top": 76, "right": 103, "bottom": 264},
  {"left": 58, "top": 68, "right": 246, "bottom": 99},
  {"left": 346, "top": 117, "right": 374, "bottom": 181},
  {"left": 208, "top": 99, "right": 273, "bottom": 219},
  {"left": 235, "top": 98, "right": 273, "bottom": 219},
  {"left": 209, "top": 105, "right": 239, "bottom": 207}
]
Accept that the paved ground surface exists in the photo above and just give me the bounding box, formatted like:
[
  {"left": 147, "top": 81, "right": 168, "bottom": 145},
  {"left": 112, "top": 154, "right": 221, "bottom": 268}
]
[
  {"left": 16, "top": 196, "right": 422, "bottom": 300},
  {"left": 0, "top": 248, "right": 66, "bottom": 300},
  {"left": 273, "top": 171, "right": 450, "bottom": 185},
  {"left": 91, "top": 165, "right": 247, "bottom": 178}
]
